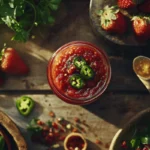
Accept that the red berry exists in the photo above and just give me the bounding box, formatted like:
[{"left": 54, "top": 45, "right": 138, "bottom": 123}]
[
  {"left": 49, "top": 111, "right": 55, "bottom": 117},
  {"left": 118, "top": 0, "right": 135, "bottom": 9},
  {"left": 52, "top": 122, "right": 58, "bottom": 129},
  {"left": 0, "top": 48, "right": 29, "bottom": 75},
  {"left": 132, "top": 16, "right": 150, "bottom": 41},
  {"left": 99, "top": 6, "right": 127, "bottom": 34}
]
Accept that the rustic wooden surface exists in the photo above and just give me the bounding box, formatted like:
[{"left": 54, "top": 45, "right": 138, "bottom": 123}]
[{"left": 0, "top": 0, "right": 150, "bottom": 150}]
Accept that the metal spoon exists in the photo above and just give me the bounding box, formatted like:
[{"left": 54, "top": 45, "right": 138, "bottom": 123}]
[{"left": 133, "top": 56, "right": 150, "bottom": 93}]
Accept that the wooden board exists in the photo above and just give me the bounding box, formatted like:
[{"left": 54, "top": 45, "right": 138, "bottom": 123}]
[{"left": 0, "top": 94, "right": 150, "bottom": 150}]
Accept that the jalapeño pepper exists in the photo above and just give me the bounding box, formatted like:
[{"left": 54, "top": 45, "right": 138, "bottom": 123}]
[
  {"left": 16, "top": 96, "right": 35, "bottom": 116},
  {"left": 73, "top": 56, "right": 87, "bottom": 69},
  {"left": 80, "top": 65, "right": 94, "bottom": 80},
  {"left": 69, "top": 74, "right": 85, "bottom": 89}
]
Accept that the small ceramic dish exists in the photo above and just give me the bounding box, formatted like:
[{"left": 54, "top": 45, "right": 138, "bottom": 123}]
[
  {"left": 109, "top": 108, "right": 150, "bottom": 150},
  {"left": 64, "top": 132, "right": 87, "bottom": 150}
]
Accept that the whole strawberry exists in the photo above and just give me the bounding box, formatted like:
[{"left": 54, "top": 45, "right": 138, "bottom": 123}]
[
  {"left": 0, "top": 48, "right": 29, "bottom": 75},
  {"left": 132, "top": 16, "right": 150, "bottom": 41},
  {"left": 118, "top": 0, "right": 145, "bottom": 9},
  {"left": 138, "top": 0, "right": 150, "bottom": 13},
  {"left": 98, "top": 6, "right": 127, "bottom": 34}
]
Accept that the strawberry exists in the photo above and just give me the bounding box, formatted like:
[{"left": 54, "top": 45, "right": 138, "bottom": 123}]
[
  {"left": 117, "top": 0, "right": 144, "bottom": 9},
  {"left": 132, "top": 16, "right": 150, "bottom": 41},
  {"left": 0, "top": 48, "right": 29, "bottom": 75},
  {"left": 98, "top": 6, "right": 127, "bottom": 34},
  {"left": 117, "top": 0, "right": 135, "bottom": 9},
  {"left": 138, "top": 0, "right": 150, "bottom": 13}
]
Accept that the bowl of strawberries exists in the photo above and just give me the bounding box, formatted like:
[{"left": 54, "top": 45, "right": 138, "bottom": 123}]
[{"left": 89, "top": 0, "right": 150, "bottom": 46}]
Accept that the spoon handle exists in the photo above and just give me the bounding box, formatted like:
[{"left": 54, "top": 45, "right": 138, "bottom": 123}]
[{"left": 138, "top": 76, "right": 150, "bottom": 93}]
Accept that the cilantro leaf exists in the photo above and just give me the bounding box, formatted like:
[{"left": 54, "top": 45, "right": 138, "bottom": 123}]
[
  {"left": 27, "top": 118, "right": 42, "bottom": 133},
  {"left": 0, "top": 0, "right": 62, "bottom": 42}
]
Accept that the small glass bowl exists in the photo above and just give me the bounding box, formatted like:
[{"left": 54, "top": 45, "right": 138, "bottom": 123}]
[{"left": 47, "top": 41, "right": 111, "bottom": 105}]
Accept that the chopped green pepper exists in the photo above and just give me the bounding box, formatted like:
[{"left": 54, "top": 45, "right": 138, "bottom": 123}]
[
  {"left": 16, "top": 96, "right": 35, "bottom": 116},
  {"left": 0, "top": 135, "right": 5, "bottom": 150},
  {"left": 73, "top": 56, "right": 87, "bottom": 69},
  {"left": 80, "top": 65, "right": 94, "bottom": 80},
  {"left": 69, "top": 74, "right": 85, "bottom": 89}
]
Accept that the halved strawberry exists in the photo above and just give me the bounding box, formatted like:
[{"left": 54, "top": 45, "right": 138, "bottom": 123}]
[
  {"left": 118, "top": 0, "right": 144, "bottom": 9},
  {"left": 0, "top": 48, "right": 29, "bottom": 75},
  {"left": 138, "top": 0, "right": 150, "bottom": 13},
  {"left": 98, "top": 6, "right": 127, "bottom": 34},
  {"left": 132, "top": 16, "right": 150, "bottom": 41}
]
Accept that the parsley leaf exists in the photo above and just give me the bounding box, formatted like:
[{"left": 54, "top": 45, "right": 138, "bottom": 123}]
[{"left": 0, "top": 0, "right": 62, "bottom": 42}]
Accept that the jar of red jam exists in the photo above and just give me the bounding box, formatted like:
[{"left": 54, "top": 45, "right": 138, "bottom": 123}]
[{"left": 47, "top": 41, "right": 111, "bottom": 105}]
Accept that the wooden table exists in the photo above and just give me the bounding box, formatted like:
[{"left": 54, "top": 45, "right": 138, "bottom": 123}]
[{"left": 0, "top": 0, "right": 150, "bottom": 150}]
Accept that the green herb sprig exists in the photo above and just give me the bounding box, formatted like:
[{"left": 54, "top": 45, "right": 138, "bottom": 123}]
[{"left": 0, "top": 0, "right": 62, "bottom": 42}]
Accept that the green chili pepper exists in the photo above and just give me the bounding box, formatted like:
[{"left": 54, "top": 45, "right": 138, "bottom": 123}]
[
  {"left": 73, "top": 56, "right": 87, "bottom": 69},
  {"left": 69, "top": 74, "right": 85, "bottom": 89},
  {"left": 0, "top": 135, "right": 5, "bottom": 150},
  {"left": 80, "top": 65, "right": 94, "bottom": 80},
  {"left": 16, "top": 96, "right": 35, "bottom": 116}
]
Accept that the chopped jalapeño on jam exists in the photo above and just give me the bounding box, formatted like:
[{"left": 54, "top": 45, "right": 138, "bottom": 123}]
[
  {"left": 69, "top": 74, "right": 85, "bottom": 89},
  {"left": 80, "top": 65, "right": 94, "bottom": 80},
  {"left": 73, "top": 56, "right": 87, "bottom": 69}
]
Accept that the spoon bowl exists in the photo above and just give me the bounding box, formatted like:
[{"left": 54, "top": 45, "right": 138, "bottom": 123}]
[
  {"left": 133, "top": 56, "right": 150, "bottom": 92},
  {"left": 133, "top": 55, "right": 150, "bottom": 80}
]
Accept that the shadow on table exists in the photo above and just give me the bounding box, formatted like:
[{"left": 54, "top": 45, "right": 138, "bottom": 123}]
[
  {"left": 82, "top": 92, "right": 150, "bottom": 128},
  {"left": 87, "top": 139, "right": 102, "bottom": 150}
]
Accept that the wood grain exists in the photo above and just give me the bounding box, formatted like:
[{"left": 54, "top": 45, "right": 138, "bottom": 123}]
[{"left": 0, "top": 94, "right": 150, "bottom": 150}]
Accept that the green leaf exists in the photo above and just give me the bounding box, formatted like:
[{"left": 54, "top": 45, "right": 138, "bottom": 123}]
[
  {"left": 130, "top": 138, "right": 141, "bottom": 149},
  {"left": 8, "top": 0, "right": 14, "bottom": 8},
  {"left": 27, "top": 118, "right": 42, "bottom": 133},
  {"left": 48, "top": 16, "right": 55, "bottom": 24},
  {"left": 11, "top": 30, "right": 29, "bottom": 42},
  {"left": 141, "top": 136, "right": 150, "bottom": 144},
  {"left": 49, "top": 3, "right": 59, "bottom": 11},
  {"left": 46, "top": 120, "right": 52, "bottom": 127},
  {"left": 0, "top": 0, "right": 62, "bottom": 42},
  {"left": 0, "top": 4, "right": 14, "bottom": 17},
  {"left": 50, "top": 0, "right": 61, "bottom": 4},
  {"left": 1, "top": 16, "right": 14, "bottom": 28}
]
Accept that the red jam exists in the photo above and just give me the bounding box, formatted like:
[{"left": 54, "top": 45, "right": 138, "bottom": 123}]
[
  {"left": 66, "top": 136, "right": 85, "bottom": 150},
  {"left": 47, "top": 41, "right": 111, "bottom": 104}
]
